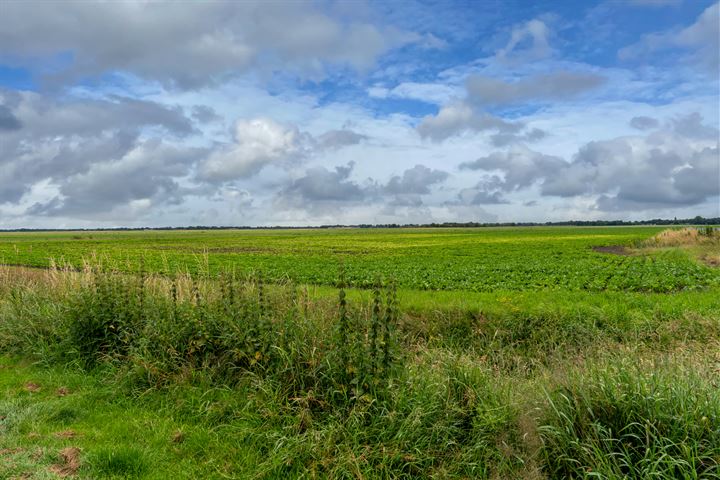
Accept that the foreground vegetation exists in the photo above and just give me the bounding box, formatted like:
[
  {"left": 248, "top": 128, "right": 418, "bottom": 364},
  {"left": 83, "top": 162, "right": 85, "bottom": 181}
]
[{"left": 1, "top": 251, "right": 719, "bottom": 478}]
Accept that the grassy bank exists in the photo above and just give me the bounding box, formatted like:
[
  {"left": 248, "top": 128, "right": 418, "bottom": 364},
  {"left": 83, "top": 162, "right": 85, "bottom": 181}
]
[{"left": 1, "top": 266, "right": 718, "bottom": 478}]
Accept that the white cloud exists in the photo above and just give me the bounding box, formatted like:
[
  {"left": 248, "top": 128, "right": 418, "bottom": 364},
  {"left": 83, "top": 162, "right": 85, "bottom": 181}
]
[
  {"left": 198, "top": 119, "right": 306, "bottom": 182},
  {"left": 0, "top": 1, "right": 422, "bottom": 88},
  {"left": 368, "top": 82, "right": 462, "bottom": 105},
  {"left": 496, "top": 19, "right": 553, "bottom": 61},
  {"left": 619, "top": 3, "right": 719, "bottom": 73}
]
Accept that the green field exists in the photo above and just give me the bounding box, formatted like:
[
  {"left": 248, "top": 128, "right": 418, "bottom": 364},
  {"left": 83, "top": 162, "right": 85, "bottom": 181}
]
[
  {"left": 2, "top": 226, "right": 718, "bottom": 292},
  {"left": 1, "top": 226, "right": 719, "bottom": 479}
]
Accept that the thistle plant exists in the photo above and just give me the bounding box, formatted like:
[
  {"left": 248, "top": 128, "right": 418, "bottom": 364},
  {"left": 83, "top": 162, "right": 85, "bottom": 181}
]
[
  {"left": 369, "top": 278, "right": 382, "bottom": 377},
  {"left": 381, "top": 279, "right": 397, "bottom": 383},
  {"left": 337, "top": 263, "right": 350, "bottom": 385}
]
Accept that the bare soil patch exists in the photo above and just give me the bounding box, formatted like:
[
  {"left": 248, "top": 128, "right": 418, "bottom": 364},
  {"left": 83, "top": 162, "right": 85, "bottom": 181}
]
[
  {"left": 701, "top": 254, "right": 720, "bottom": 268},
  {"left": 56, "top": 387, "right": 71, "bottom": 397},
  {"left": 49, "top": 447, "right": 81, "bottom": 477},
  {"left": 0, "top": 447, "right": 25, "bottom": 456},
  {"left": 54, "top": 430, "right": 80, "bottom": 440},
  {"left": 24, "top": 382, "right": 41, "bottom": 393},
  {"left": 592, "top": 245, "right": 631, "bottom": 256}
]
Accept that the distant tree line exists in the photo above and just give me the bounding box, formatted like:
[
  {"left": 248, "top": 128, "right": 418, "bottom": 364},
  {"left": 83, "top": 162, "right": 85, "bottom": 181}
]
[{"left": 2, "top": 216, "right": 718, "bottom": 232}]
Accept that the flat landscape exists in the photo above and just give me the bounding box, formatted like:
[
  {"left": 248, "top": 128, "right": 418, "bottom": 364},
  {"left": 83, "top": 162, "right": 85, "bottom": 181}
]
[
  {"left": 1, "top": 226, "right": 719, "bottom": 479},
  {"left": 2, "top": 226, "right": 718, "bottom": 292},
  {"left": 3, "top": 0, "right": 719, "bottom": 478}
]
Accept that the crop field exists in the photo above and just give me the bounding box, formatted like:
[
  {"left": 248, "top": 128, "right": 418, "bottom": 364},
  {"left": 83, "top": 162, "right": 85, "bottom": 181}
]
[
  {"left": 1, "top": 226, "right": 719, "bottom": 479},
  {"left": 1, "top": 226, "right": 719, "bottom": 292}
]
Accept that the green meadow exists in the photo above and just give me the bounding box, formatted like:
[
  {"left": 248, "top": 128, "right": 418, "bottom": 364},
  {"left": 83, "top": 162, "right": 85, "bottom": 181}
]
[{"left": 1, "top": 226, "right": 718, "bottom": 479}]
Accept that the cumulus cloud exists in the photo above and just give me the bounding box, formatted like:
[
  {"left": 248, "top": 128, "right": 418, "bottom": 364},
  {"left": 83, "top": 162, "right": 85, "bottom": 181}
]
[
  {"left": 0, "top": 90, "right": 194, "bottom": 139},
  {"left": 275, "top": 163, "right": 449, "bottom": 213},
  {"left": 415, "top": 69, "right": 602, "bottom": 143},
  {"left": 0, "top": 90, "right": 196, "bottom": 205},
  {"left": 465, "top": 71, "right": 606, "bottom": 106},
  {"left": 460, "top": 146, "right": 566, "bottom": 191},
  {"left": 619, "top": 3, "right": 719, "bottom": 73},
  {"left": 384, "top": 165, "right": 449, "bottom": 195},
  {"left": 456, "top": 176, "right": 508, "bottom": 205},
  {"left": 416, "top": 102, "right": 524, "bottom": 142},
  {"left": 670, "top": 112, "right": 719, "bottom": 139},
  {"left": 459, "top": 114, "right": 719, "bottom": 211},
  {"left": 197, "top": 120, "right": 368, "bottom": 182},
  {"left": 28, "top": 140, "right": 207, "bottom": 217},
  {"left": 553, "top": 139, "right": 719, "bottom": 210},
  {"left": 198, "top": 119, "right": 307, "bottom": 182},
  {"left": 0, "top": 1, "right": 421, "bottom": 88},
  {"left": 280, "top": 162, "right": 367, "bottom": 204}
]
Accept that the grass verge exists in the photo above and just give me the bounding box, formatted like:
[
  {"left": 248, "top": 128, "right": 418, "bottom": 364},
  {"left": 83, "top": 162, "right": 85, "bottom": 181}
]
[{"left": 1, "top": 265, "right": 718, "bottom": 478}]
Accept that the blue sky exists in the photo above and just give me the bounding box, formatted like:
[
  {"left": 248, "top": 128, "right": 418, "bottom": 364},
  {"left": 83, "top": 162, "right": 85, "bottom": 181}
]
[{"left": 0, "top": 0, "right": 718, "bottom": 228}]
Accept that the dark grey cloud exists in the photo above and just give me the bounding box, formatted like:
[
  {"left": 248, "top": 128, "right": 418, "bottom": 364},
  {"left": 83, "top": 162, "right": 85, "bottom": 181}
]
[
  {"left": 276, "top": 163, "right": 449, "bottom": 213},
  {"left": 1, "top": 91, "right": 194, "bottom": 140},
  {"left": 384, "top": 165, "right": 448, "bottom": 195},
  {"left": 445, "top": 175, "right": 508, "bottom": 207},
  {"left": 459, "top": 114, "right": 719, "bottom": 211},
  {"left": 458, "top": 185, "right": 508, "bottom": 205},
  {"left": 281, "top": 162, "right": 366, "bottom": 203},
  {"left": 544, "top": 138, "right": 719, "bottom": 209},
  {"left": 0, "top": 91, "right": 200, "bottom": 212},
  {"left": 490, "top": 128, "right": 547, "bottom": 147},
  {"left": 0, "top": 2, "right": 421, "bottom": 89},
  {"left": 671, "top": 112, "right": 719, "bottom": 139},
  {"left": 629, "top": 116, "right": 659, "bottom": 130},
  {"left": 595, "top": 145, "right": 718, "bottom": 210},
  {"left": 460, "top": 147, "right": 566, "bottom": 191},
  {"left": 191, "top": 105, "right": 222, "bottom": 124},
  {"left": 28, "top": 141, "right": 207, "bottom": 217},
  {"left": 387, "top": 194, "right": 425, "bottom": 207},
  {"left": 0, "top": 105, "right": 22, "bottom": 130},
  {"left": 316, "top": 130, "right": 368, "bottom": 150},
  {"left": 673, "top": 146, "right": 720, "bottom": 201},
  {"left": 465, "top": 71, "right": 606, "bottom": 106},
  {"left": 416, "top": 102, "right": 524, "bottom": 142}
]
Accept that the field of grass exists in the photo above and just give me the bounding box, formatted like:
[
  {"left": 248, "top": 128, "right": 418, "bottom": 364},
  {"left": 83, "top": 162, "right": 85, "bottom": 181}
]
[
  {"left": 1, "top": 226, "right": 718, "bottom": 292},
  {"left": 1, "top": 226, "right": 718, "bottom": 479}
]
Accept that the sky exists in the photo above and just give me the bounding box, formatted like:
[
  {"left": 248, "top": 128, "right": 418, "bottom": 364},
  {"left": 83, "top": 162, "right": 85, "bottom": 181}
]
[{"left": 0, "top": 0, "right": 718, "bottom": 228}]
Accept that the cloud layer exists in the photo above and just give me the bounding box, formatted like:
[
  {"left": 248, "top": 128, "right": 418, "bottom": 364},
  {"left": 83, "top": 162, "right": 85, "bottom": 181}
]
[{"left": 0, "top": 1, "right": 718, "bottom": 227}]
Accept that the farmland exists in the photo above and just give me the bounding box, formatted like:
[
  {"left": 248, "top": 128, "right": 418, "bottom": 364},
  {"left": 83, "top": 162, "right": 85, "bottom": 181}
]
[
  {"left": 1, "top": 226, "right": 718, "bottom": 292},
  {"left": 1, "top": 226, "right": 719, "bottom": 479}
]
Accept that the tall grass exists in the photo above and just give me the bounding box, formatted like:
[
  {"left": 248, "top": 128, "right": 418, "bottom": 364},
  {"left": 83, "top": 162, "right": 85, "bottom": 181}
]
[
  {"left": 1, "top": 264, "right": 718, "bottom": 478},
  {"left": 540, "top": 360, "right": 719, "bottom": 479},
  {"left": 643, "top": 227, "right": 720, "bottom": 247}
]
